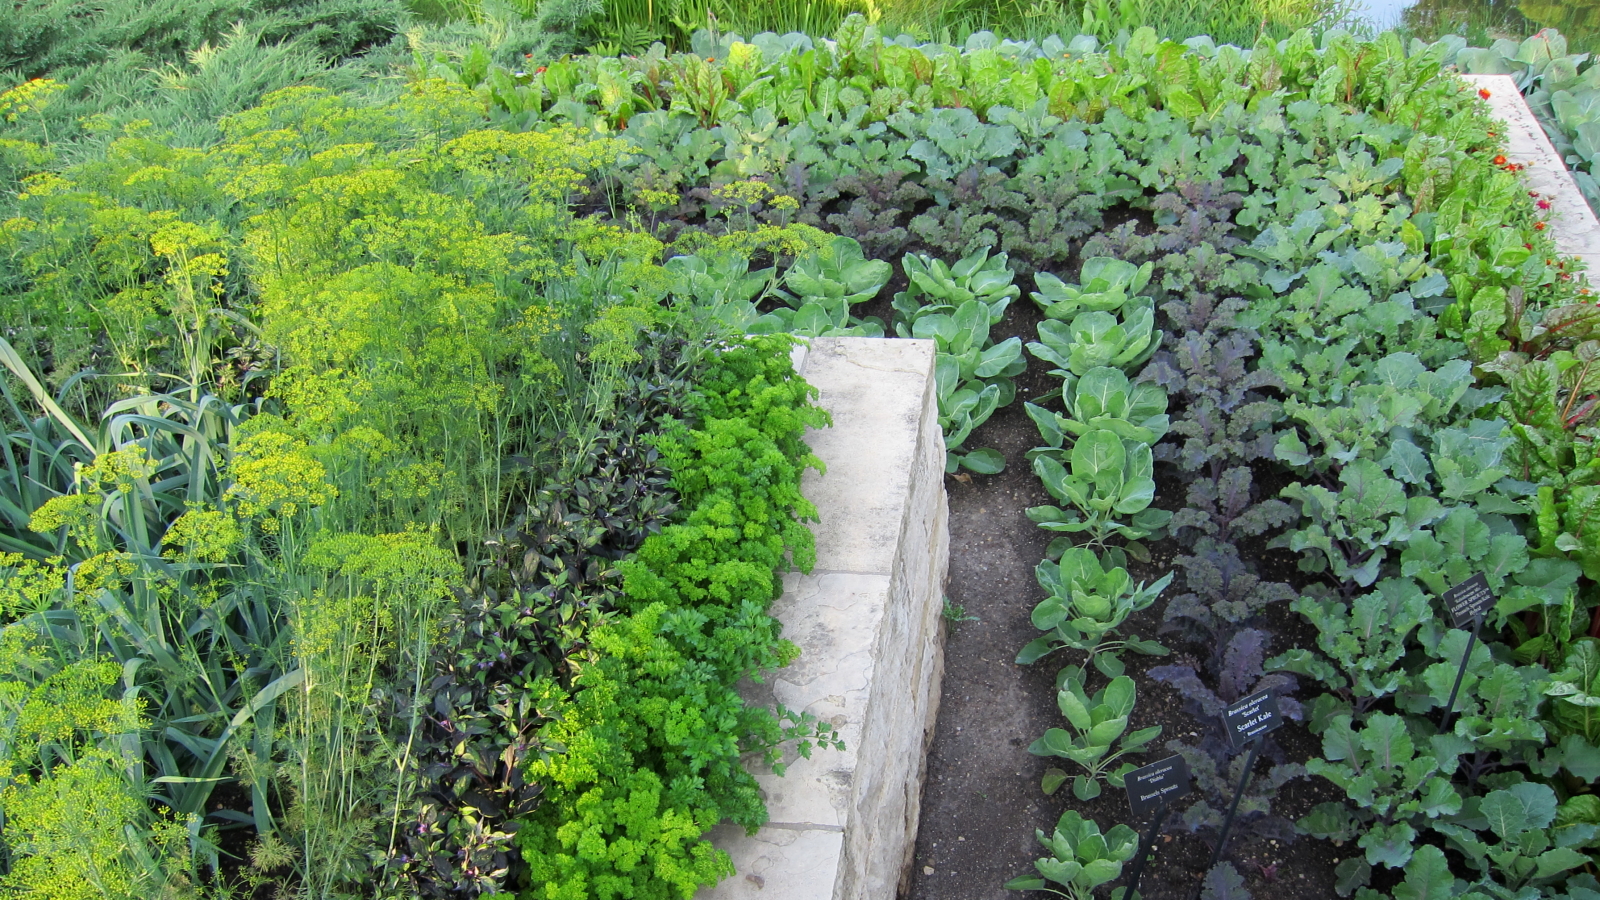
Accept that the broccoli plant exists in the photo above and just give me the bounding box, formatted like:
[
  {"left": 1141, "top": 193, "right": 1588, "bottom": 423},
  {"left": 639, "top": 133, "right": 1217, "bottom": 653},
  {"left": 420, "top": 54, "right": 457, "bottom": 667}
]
[
  {"left": 1267, "top": 578, "right": 1434, "bottom": 723},
  {"left": 1027, "top": 430, "right": 1172, "bottom": 552},
  {"left": 1029, "top": 674, "right": 1161, "bottom": 801},
  {"left": 1005, "top": 810, "right": 1141, "bottom": 900},
  {"left": 1433, "top": 782, "right": 1593, "bottom": 895},
  {"left": 1297, "top": 713, "right": 1462, "bottom": 870},
  {"left": 1019, "top": 547, "right": 1172, "bottom": 680},
  {"left": 1394, "top": 624, "right": 1549, "bottom": 780},
  {"left": 1273, "top": 459, "right": 1448, "bottom": 590}
]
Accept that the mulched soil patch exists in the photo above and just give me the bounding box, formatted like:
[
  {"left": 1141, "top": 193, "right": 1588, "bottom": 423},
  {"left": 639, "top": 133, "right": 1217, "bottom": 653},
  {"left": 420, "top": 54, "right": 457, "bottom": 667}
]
[{"left": 903, "top": 288, "right": 1353, "bottom": 900}]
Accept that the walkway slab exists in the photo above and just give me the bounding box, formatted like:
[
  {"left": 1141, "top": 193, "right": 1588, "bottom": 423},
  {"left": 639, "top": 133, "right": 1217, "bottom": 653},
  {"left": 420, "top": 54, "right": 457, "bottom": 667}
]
[
  {"left": 703, "top": 337, "right": 950, "bottom": 900},
  {"left": 1465, "top": 73, "right": 1600, "bottom": 284}
]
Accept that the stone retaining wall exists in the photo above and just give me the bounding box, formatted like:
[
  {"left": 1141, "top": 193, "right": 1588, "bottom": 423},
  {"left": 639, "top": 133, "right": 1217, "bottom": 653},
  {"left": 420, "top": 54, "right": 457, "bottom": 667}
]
[
  {"left": 1465, "top": 73, "right": 1600, "bottom": 283},
  {"left": 702, "top": 337, "right": 950, "bottom": 900}
]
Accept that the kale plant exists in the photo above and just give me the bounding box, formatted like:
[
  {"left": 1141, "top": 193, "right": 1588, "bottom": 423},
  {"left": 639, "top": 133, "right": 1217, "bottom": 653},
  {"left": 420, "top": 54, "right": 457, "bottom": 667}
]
[
  {"left": 1143, "top": 276, "right": 1292, "bottom": 548},
  {"left": 1151, "top": 628, "right": 1302, "bottom": 733},
  {"left": 1161, "top": 540, "right": 1297, "bottom": 653},
  {"left": 1162, "top": 738, "right": 1307, "bottom": 851}
]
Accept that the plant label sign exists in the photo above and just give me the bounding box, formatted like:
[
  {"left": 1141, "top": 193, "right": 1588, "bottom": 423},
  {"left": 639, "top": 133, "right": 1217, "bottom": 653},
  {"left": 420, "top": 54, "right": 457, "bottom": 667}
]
[
  {"left": 1224, "top": 689, "right": 1282, "bottom": 750},
  {"left": 1443, "top": 573, "right": 1495, "bottom": 629},
  {"left": 1125, "top": 754, "right": 1192, "bottom": 818}
]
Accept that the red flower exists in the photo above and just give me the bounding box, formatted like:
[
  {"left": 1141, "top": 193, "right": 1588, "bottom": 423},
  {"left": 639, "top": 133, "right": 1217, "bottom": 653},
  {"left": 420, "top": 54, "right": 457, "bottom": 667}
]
[
  {"left": 1488, "top": 131, "right": 1497, "bottom": 137},
  {"left": 536, "top": 66, "right": 547, "bottom": 74},
  {"left": 1494, "top": 154, "right": 1508, "bottom": 165},
  {"left": 1531, "top": 191, "right": 1541, "bottom": 197},
  {"left": 1535, "top": 222, "right": 1548, "bottom": 231},
  {"left": 1539, "top": 199, "right": 1553, "bottom": 210},
  {"left": 1480, "top": 88, "right": 1492, "bottom": 100},
  {"left": 1526, "top": 243, "right": 1535, "bottom": 250}
]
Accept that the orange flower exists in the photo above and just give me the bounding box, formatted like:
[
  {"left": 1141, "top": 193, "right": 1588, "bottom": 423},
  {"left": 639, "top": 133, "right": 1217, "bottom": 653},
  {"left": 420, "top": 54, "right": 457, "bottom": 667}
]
[
  {"left": 1479, "top": 88, "right": 1492, "bottom": 99},
  {"left": 1535, "top": 222, "right": 1548, "bottom": 231},
  {"left": 535, "top": 66, "right": 547, "bottom": 74},
  {"left": 1494, "top": 154, "right": 1508, "bottom": 165}
]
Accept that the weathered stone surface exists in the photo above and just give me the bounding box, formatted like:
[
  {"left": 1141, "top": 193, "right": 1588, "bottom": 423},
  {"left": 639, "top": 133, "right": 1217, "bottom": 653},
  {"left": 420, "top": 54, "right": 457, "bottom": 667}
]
[
  {"left": 701, "top": 337, "right": 949, "bottom": 900},
  {"left": 1465, "top": 73, "right": 1600, "bottom": 284}
]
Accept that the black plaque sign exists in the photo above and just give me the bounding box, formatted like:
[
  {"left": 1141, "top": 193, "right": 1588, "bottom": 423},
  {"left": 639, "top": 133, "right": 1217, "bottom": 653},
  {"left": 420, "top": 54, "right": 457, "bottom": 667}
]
[
  {"left": 1126, "top": 754, "right": 1193, "bottom": 818},
  {"left": 1442, "top": 573, "right": 1494, "bottom": 629},
  {"left": 1225, "top": 689, "right": 1283, "bottom": 750}
]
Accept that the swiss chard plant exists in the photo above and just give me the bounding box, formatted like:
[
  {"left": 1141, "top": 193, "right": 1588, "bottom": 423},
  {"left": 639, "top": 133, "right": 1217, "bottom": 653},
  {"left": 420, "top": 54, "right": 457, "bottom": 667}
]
[
  {"left": 1029, "top": 674, "right": 1161, "bottom": 801},
  {"left": 1019, "top": 546, "right": 1172, "bottom": 680}
]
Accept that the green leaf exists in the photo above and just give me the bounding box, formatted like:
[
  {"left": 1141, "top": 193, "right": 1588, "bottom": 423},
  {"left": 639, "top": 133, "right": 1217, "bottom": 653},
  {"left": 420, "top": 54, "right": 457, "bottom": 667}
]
[
  {"left": 960, "top": 448, "right": 1006, "bottom": 474},
  {"left": 1482, "top": 789, "right": 1532, "bottom": 842},
  {"left": 1393, "top": 845, "right": 1451, "bottom": 900},
  {"left": 1041, "top": 767, "right": 1069, "bottom": 795},
  {"left": 1534, "top": 846, "right": 1589, "bottom": 880},
  {"left": 1057, "top": 690, "right": 1093, "bottom": 731}
]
